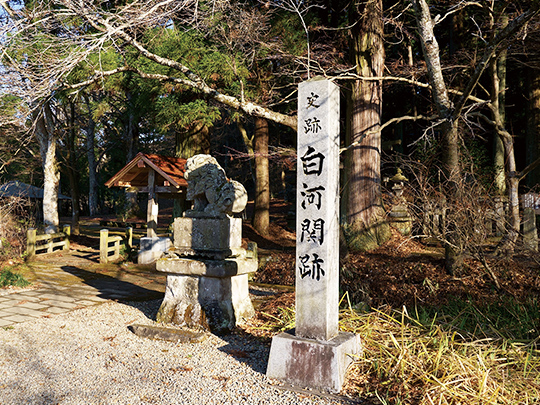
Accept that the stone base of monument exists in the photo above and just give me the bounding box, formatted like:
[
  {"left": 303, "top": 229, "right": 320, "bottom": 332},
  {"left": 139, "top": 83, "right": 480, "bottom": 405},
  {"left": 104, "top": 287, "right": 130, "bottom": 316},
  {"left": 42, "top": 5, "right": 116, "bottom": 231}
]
[
  {"left": 138, "top": 237, "right": 172, "bottom": 264},
  {"left": 388, "top": 205, "right": 412, "bottom": 236},
  {"left": 155, "top": 216, "right": 257, "bottom": 334},
  {"left": 266, "top": 331, "right": 361, "bottom": 393},
  {"left": 156, "top": 258, "right": 256, "bottom": 333}
]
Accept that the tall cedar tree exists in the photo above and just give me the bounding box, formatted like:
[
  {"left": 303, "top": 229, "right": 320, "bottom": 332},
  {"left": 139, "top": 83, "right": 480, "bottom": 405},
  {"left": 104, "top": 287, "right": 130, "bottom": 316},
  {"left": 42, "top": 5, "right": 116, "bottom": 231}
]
[{"left": 345, "top": 0, "right": 390, "bottom": 251}]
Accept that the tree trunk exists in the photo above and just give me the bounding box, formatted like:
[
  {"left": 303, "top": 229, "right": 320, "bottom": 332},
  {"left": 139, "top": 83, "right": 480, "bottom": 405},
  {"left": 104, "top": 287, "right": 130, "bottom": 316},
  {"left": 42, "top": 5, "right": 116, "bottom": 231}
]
[
  {"left": 487, "top": 10, "right": 519, "bottom": 254},
  {"left": 413, "top": 0, "right": 463, "bottom": 274},
  {"left": 34, "top": 102, "right": 59, "bottom": 234},
  {"left": 85, "top": 100, "right": 99, "bottom": 216},
  {"left": 124, "top": 91, "right": 140, "bottom": 218},
  {"left": 66, "top": 102, "right": 80, "bottom": 235},
  {"left": 441, "top": 120, "right": 464, "bottom": 274},
  {"left": 253, "top": 117, "right": 270, "bottom": 236},
  {"left": 493, "top": 112, "right": 507, "bottom": 195},
  {"left": 238, "top": 120, "right": 257, "bottom": 189},
  {"left": 125, "top": 91, "right": 139, "bottom": 162},
  {"left": 498, "top": 132, "right": 520, "bottom": 253},
  {"left": 527, "top": 68, "right": 540, "bottom": 188},
  {"left": 175, "top": 121, "right": 211, "bottom": 158},
  {"left": 345, "top": 0, "right": 389, "bottom": 251},
  {"left": 491, "top": 13, "right": 508, "bottom": 195}
]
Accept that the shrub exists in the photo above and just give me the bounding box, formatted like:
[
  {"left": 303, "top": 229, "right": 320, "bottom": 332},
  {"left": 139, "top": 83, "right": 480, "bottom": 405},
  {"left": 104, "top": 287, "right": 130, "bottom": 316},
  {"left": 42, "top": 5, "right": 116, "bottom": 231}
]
[
  {"left": 0, "top": 197, "right": 34, "bottom": 261},
  {"left": 0, "top": 269, "right": 30, "bottom": 288}
]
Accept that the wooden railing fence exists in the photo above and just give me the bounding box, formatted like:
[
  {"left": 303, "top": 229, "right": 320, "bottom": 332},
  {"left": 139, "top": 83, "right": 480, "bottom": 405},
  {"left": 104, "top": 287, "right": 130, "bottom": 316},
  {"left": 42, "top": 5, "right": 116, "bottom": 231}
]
[
  {"left": 100, "top": 227, "right": 133, "bottom": 264},
  {"left": 421, "top": 194, "right": 538, "bottom": 250},
  {"left": 26, "top": 225, "right": 71, "bottom": 259}
]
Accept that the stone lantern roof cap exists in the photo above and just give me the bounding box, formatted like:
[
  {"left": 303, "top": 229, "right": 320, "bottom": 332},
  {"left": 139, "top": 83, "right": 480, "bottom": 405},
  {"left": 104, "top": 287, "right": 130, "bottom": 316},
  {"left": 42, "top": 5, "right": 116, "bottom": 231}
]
[{"left": 390, "top": 168, "right": 408, "bottom": 183}]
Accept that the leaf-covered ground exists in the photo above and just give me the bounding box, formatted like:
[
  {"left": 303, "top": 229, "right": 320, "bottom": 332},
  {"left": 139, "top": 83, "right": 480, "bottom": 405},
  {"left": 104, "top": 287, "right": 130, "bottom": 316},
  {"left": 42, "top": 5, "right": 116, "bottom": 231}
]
[
  {"left": 243, "top": 201, "right": 540, "bottom": 403},
  {"left": 246, "top": 200, "right": 540, "bottom": 315}
]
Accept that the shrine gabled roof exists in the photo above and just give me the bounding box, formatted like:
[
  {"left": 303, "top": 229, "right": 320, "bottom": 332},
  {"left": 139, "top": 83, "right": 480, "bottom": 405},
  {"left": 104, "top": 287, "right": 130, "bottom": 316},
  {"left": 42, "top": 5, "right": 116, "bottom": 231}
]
[{"left": 105, "top": 153, "right": 188, "bottom": 190}]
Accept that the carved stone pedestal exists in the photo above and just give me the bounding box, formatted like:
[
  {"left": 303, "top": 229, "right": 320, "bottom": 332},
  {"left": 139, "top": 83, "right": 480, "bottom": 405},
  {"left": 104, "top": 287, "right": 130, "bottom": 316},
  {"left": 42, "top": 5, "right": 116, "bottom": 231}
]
[
  {"left": 388, "top": 205, "right": 412, "bottom": 236},
  {"left": 156, "top": 217, "right": 257, "bottom": 334},
  {"left": 267, "top": 331, "right": 360, "bottom": 393}
]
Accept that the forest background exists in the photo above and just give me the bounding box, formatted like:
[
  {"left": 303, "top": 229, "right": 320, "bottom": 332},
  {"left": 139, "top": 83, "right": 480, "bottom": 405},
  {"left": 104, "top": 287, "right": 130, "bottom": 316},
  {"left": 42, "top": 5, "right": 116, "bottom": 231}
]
[
  {"left": 3, "top": 1, "right": 540, "bottom": 402},
  {"left": 0, "top": 0, "right": 540, "bottom": 274}
]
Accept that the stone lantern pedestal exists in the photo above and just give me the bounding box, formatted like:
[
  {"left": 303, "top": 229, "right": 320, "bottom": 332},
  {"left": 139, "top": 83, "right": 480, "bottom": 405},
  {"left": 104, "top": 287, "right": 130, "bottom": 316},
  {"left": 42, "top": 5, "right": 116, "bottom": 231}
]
[{"left": 156, "top": 216, "right": 257, "bottom": 333}]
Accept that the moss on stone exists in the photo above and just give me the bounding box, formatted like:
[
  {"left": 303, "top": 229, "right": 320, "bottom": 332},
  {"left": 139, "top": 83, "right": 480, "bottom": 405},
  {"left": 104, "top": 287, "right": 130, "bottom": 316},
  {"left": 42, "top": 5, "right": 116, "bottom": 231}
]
[{"left": 344, "top": 220, "right": 391, "bottom": 252}]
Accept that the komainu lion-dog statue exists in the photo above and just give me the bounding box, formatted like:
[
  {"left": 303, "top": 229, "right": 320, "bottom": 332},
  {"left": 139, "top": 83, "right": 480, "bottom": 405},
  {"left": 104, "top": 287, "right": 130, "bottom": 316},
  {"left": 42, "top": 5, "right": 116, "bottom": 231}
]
[{"left": 184, "top": 154, "right": 248, "bottom": 218}]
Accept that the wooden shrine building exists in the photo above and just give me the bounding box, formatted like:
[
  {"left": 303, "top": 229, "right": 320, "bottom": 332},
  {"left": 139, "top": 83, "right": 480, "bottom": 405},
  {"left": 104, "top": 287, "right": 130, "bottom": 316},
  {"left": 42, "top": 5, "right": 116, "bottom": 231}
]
[{"left": 105, "top": 153, "right": 188, "bottom": 237}]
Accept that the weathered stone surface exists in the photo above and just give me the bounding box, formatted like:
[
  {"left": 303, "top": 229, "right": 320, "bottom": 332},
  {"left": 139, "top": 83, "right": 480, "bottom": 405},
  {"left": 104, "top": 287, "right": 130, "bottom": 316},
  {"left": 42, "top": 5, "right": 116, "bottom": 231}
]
[
  {"left": 156, "top": 167, "right": 256, "bottom": 333},
  {"left": 295, "top": 78, "right": 340, "bottom": 341},
  {"left": 388, "top": 205, "right": 412, "bottom": 236},
  {"left": 267, "top": 77, "right": 360, "bottom": 393},
  {"left": 155, "top": 273, "right": 255, "bottom": 333},
  {"left": 184, "top": 154, "right": 248, "bottom": 218},
  {"left": 157, "top": 256, "right": 257, "bottom": 277},
  {"left": 128, "top": 324, "right": 208, "bottom": 343},
  {"left": 173, "top": 217, "right": 242, "bottom": 254},
  {"left": 138, "top": 237, "right": 172, "bottom": 265},
  {"left": 266, "top": 331, "right": 361, "bottom": 393}
]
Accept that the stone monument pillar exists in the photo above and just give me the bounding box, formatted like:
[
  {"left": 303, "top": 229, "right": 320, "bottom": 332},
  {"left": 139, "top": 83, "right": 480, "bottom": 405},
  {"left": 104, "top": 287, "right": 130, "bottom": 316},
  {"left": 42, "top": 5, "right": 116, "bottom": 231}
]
[
  {"left": 266, "top": 77, "right": 360, "bottom": 393},
  {"left": 155, "top": 155, "right": 256, "bottom": 334}
]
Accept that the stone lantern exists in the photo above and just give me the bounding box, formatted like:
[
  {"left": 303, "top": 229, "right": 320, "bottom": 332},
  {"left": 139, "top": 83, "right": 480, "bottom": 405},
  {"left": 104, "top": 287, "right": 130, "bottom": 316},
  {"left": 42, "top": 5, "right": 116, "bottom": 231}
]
[{"left": 388, "top": 168, "right": 412, "bottom": 235}]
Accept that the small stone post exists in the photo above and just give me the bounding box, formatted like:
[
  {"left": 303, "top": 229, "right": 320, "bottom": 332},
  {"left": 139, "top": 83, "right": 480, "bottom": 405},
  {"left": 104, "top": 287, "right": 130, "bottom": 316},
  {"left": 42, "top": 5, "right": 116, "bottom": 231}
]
[
  {"left": 27, "top": 228, "right": 36, "bottom": 259},
  {"left": 100, "top": 229, "right": 108, "bottom": 263},
  {"left": 62, "top": 224, "right": 71, "bottom": 251},
  {"left": 126, "top": 227, "right": 133, "bottom": 249},
  {"left": 266, "top": 77, "right": 360, "bottom": 393}
]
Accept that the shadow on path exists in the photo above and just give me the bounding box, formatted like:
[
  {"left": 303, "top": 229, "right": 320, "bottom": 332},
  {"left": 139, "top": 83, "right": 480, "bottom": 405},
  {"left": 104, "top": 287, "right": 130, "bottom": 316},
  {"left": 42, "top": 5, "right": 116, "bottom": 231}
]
[
  {"left": 61, "top": 265, "right": 164, "bottom": 300},
  {"left": 216, "top": 332, "right": 271, "bottom": 375},
  {"left": 58, "top": 265, "right": 165, "bottom": 322}
]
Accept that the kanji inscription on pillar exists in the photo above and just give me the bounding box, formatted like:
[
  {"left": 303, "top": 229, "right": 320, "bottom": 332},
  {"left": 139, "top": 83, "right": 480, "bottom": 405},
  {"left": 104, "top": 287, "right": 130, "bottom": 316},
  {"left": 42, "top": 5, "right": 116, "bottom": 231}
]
[
  {"left": 266, "top": 78, "right": 359, "bottom": 393},
  {"left": 296, "top": 78, "right": 340, "bottom": 341}
]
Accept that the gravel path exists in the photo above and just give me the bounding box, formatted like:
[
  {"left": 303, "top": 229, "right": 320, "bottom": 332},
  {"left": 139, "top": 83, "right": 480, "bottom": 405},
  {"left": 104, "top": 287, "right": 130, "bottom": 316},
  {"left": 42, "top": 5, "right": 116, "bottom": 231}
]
[{"left": 0, "top": 299, "right": 351, "bottom": 405}]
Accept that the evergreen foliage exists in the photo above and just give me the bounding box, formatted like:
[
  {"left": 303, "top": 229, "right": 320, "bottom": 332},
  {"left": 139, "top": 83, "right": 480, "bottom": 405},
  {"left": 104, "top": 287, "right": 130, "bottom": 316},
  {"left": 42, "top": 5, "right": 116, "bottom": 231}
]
[{"left": 0, "top": 268, "right": 30, "bottom": 288}]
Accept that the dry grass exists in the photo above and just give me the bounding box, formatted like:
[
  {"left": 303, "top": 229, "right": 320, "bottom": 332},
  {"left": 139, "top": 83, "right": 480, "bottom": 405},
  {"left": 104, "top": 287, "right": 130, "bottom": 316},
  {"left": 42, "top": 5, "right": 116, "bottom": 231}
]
[
  {"left": 339, "top": 304, "right": 540, "bottom": 404},
  {"left": 246, "top": 295, "right": 540, "bottom": 404}
]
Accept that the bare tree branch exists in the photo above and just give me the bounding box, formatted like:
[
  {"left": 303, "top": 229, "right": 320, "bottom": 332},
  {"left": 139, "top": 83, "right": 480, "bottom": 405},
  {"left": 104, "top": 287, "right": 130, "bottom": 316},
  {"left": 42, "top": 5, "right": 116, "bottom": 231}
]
[
  {"left": 519, "top": 157, "right": 540, "bottom": 182},
  {"left": 1, "top": 0, "right": 298, "bottom": 129},
  {"left": 434, "top": 1, "right": 484, "bottom": 25},
  {"left": 453, "top": 4, "right": 540, "bottom": 119},
  {"left": 336, "top": 73, "right": 487, "bottom": 103},
  {"left": 0, "top": 0, "right": 22, "bottom": 21},
  {"left": 470, "top": 110, "right": 540, "bottom": 183},
  {"left": 339, "top": 113, "right": 436, "bottom": 154}
]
